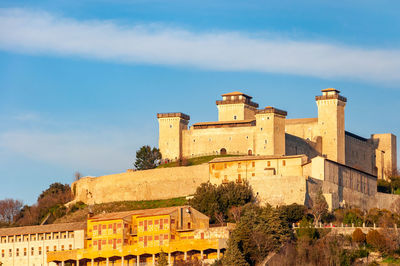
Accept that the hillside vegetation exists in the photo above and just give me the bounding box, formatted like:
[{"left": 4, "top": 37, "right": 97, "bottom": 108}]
[{"left": 54, "top": 197, "right": 187, "bottom": 224}]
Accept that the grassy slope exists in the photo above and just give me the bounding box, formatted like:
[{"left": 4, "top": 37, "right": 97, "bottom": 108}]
[
  {"left": 54, "top": 197, "right": 187, "bottom": 224},
  {"left": 157, "top": 154, "right": 241, "bottom": 168}
]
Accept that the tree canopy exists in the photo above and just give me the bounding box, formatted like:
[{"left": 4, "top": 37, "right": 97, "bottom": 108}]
[
  {"left": 134, "top": 145, "right": 162, "bottom": 170},
  {"left": 189, "top": 181, "right": 254, "bottom": 224}
]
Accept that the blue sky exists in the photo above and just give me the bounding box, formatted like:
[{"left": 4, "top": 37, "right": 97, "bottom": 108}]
[{"left": 0, "top": 0, "right": 399, "bottom": 204}]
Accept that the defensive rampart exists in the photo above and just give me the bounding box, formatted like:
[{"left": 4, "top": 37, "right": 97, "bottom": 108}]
[{"left": 72, "top": 164, "right": 209, "bottom": 205}]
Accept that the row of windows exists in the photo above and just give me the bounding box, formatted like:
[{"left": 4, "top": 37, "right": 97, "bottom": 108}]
[
  {"left": 139, "top": 234, "right": 171, "bottom": 247},
  {"left": 0, "top": 232, "right": 74, "bottom": 243},
  {"left": 138, "top": 218, "right": 172, "bottom": 231},
  {"left": 1, "top": 245, "right": 72, "bottom": 258},
  {"left": 92, "top": 223, "right": 125, "bottom": 236},
  {"left": 216, "top": 160, "right": 285, "bottom": 170}
]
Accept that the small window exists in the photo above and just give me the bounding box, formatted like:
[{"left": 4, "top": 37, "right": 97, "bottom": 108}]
[
  {"left": 260, "top": 127, "right": 263, "bottom": 131},
  {"left": 282, "top": 160, "right": 286, "bottom": 166},
  {"left": 31, "top": 247, "right": 34, "bottom": 256},
  {"left": 265, "top": 139, "right": 267, "bottom": 144},
  {"left": 252, "top": 162, "right": 255, "bottom": 167},
  {"left": 169, "top": 124, "right": 172, "bottom": 128},
  {"left": 16, "top": 248, "right": 19, "bottom": 256},
  {"left": 108, "top": 224, "right": 112, "bottom": 229},
  {"left": 267, "top": 161, "right": 271, "bottom": 167},
  {"left": 61, "top": 245, "right": 64, "bottom": 251},
  {"left": 39, "top": 247, "right": 42, "bottom": 255},
  {"left": 238, "top": 163, "right": 241, "bottom": 168},
  {"left": 24, "top": 248, "right": 26, "bottom": 256},
  {"left": 252, "top": 173, "right": 255, "bottom": 177},
  {"left": 53, "top": 246, "right": 56, "bottom": 251},
  {"left": 234, "top": 115, "right": 237, "bottom": 120}
]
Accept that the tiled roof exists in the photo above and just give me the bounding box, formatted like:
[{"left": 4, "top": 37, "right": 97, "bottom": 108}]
[
  {"left": 0, "top": 222, "right": 86, "bottom": 236},
  {"left": 221, "top": 91, "right": 251, "bottom": 98},
  {"left": 89, "top": 206, "right": 191, "bottom": 222},
  {"left": 209, "top": 154, "right": 307, "bottom": 163}
]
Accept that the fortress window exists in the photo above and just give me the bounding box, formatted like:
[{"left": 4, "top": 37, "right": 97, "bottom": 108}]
[
  {"left": 246, "top": 136, "right": 248, "bottom": 139},
  {"left": 234, "top": 115, "right": 237, "bottom": 120},
  {"left": 193, "top": 139, "right": 195, "bottom": 142},
  {"left": 170, "top": 124, "right": 172, "bottom": 128},
  {"left": 261, "top": 128, "right": 263, "bottom": 131},
  {"left": 264, "top": 139, "right": 267, "bottom": 144},
  {"left": 209, "top": 138, "right": 212, "bottom": 141}
]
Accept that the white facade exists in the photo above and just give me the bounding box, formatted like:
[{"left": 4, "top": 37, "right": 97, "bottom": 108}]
[{"left": 0, "top": 223, "right": 85, "bottom": 266}]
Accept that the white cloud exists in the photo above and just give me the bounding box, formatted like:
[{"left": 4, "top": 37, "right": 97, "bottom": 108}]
[{"left": 1, "top": 8, "right": 400, "bottom": 83}]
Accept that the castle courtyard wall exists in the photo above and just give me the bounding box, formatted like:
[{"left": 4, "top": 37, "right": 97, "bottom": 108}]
[
  {"left": 182, "top": 126, "right": 255, "bottom": 157},
  {"left": 345, "top": 133, "right": 375, "bottom": 175}
]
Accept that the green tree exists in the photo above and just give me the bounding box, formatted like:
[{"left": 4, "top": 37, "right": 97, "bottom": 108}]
[
  {"left": 189, "top": 181, "right": 254, "bottom": 224},
  {"left": 157, "top": 250, "right": 168, "bottom": 266},
  {"left": 226, "top": 204, "right": 292, "bottom": 264},
  {"left": 278, "top": 203, "right": 307, "bottom": 226},
  {"left": 134, "top": 145, "right": 162, "bottom": 170},
  {"left": 222, "top": 240, "right": 249, "bottom": 266}
]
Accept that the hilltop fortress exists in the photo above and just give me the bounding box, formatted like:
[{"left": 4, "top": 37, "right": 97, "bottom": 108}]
[
  {"left": 72, "top": 89, "right": 398, "bottom": 211},
  {"left": 157, "top": 89, "right": 396, "bottom": 180}
]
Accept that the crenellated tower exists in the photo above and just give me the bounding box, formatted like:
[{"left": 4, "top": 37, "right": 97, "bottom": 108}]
[
  {"left": 316, "top": 88, "right": 347, "bottom": 164},
  {"left": 216, "top": 92, "right": 258, "bottom": 121},
  {"left": 157, "top": 112, "right": 190, "bottom": 160}
]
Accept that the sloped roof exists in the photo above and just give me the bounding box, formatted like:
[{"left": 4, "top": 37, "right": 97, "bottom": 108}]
[
  {"left": 221, "top": 91, "right": 252, "bottom": 98},
  {"left": 89, "top": 206, "right": 197, "bottom": 222},
  {"left": 0, "top": 222, "right": 86, "bottom": 236}
]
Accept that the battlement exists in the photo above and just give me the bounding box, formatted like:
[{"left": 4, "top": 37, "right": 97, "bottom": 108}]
[
  {"left": 256, "top": 106, "right": 288, "bottom": 116},
  {"left": 157, "top": 112, "right": 190, "bottom": 120},
  {"left": 216, "top": 91, "right": 259, "bottom": 108},
  {"left": 316, "top": 88, "right": 347, "bottom": 102}
]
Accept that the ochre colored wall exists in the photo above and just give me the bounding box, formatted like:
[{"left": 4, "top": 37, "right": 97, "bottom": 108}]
[
  {"left": 182, "top": 126, "right": 255, "bottom": 157},
  {"left": 72, "top": 165, "right": 209, "bottom": 205},
  {"left": 345, "top": 134, "right": 375, "bottom": 174}
]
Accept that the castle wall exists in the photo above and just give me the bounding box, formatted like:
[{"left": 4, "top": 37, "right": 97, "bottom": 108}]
[
  {"left": 285, "top": 133, "right": 321, "bottom": 159},
  {"left": 345, "top": 133, "right": 375, "bottom": 175},
  {"left": 182, "top": 127, "right": 255, "bottom": 157},
  {"left": 72, "top": 165, "right": 209, "bottom": 205},
  {"left": 285, "top": 118, "right": 319, "bottom": 141},
  {"left": 372, "top": 133, "right": 397, "bottom": 180}
]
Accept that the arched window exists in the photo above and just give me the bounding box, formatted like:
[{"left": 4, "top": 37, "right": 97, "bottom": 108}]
[{"left": 220, "top": 148, "right": 227, "bottom": 155}]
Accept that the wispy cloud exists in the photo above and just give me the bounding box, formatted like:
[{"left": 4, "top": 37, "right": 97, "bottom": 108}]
[{"left": 1, "top": 8, "right": 400, "bottom": 83}]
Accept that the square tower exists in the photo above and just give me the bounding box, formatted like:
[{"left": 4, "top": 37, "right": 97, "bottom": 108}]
[
  {"left": 216, "top": 92, "right": 259, "bottom": 121},
  {"left": 157, "top": 113, "right": 190, "bottom": 160},
  {"left": 255, "top": 107, "right": 287, "bottom": 156},
  {"left": 316, "top": 88, "right": 347, "bottom": 164}
]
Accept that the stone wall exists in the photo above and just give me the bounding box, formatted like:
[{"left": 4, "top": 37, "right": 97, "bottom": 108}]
[
  {"left": 72, "top": 164, "right": 209, "bottom": 205},
  {"left": 345, "top": 132, "right": 375, "bottom": 175}
]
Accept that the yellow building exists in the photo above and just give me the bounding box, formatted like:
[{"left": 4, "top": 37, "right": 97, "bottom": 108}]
[
  {"left": 47, "top": 206, "right": 229, "bottom": 266},
  {"left": 157, "top": 89, "right": 397, "bottom": 180}
]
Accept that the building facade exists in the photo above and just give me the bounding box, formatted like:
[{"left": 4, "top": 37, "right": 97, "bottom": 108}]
[
  {"left": 47, "top": 206, "right": 229, "bottom": 266},
  {"left": 0, "top": 222, "right": 85, "bottom": 266},
  {"left": 157, "top": 89, "right": 397, "bottom": 180}
]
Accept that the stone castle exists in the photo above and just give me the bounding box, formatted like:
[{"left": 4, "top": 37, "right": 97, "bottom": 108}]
[
  {"left": 157, "top": 89, "right": 397, "bottom": 180},
  {"left": 72, "top": 89, "right": 398, "bottom": 211}
]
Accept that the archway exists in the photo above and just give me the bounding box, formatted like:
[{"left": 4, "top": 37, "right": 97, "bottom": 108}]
[
  {"left": 220, "top": 148, "right": 227, "bottom": 155},
  {"left": 248, "top": 149, "right": 252, "bottom": 155}
]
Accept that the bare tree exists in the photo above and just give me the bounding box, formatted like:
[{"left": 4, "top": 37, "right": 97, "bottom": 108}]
[
  {"left": 0, "top": 199, "right": 23, "bottom": 224},
  {"left": 310, "top": 190, "right": 328, "bottom": 225},
  {"left": 74, "top": 171, "right": 82, "bottom": 181},
  {"left": 229, "top": 206, "right": 243, "bottom": 223}
]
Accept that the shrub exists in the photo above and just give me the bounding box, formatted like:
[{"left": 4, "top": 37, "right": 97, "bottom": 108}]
[
  {"left": 352, "top": 228, "right": 366, "bottom": 244},
  {"left": 278, "top": 203, "right": 306, "bottom": 225},
  {"left": 366, "top": 230, "right": 386, "bottom": 251},
  {"left": 378, "top": 179, "right": 391, "bottom": 193}
]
